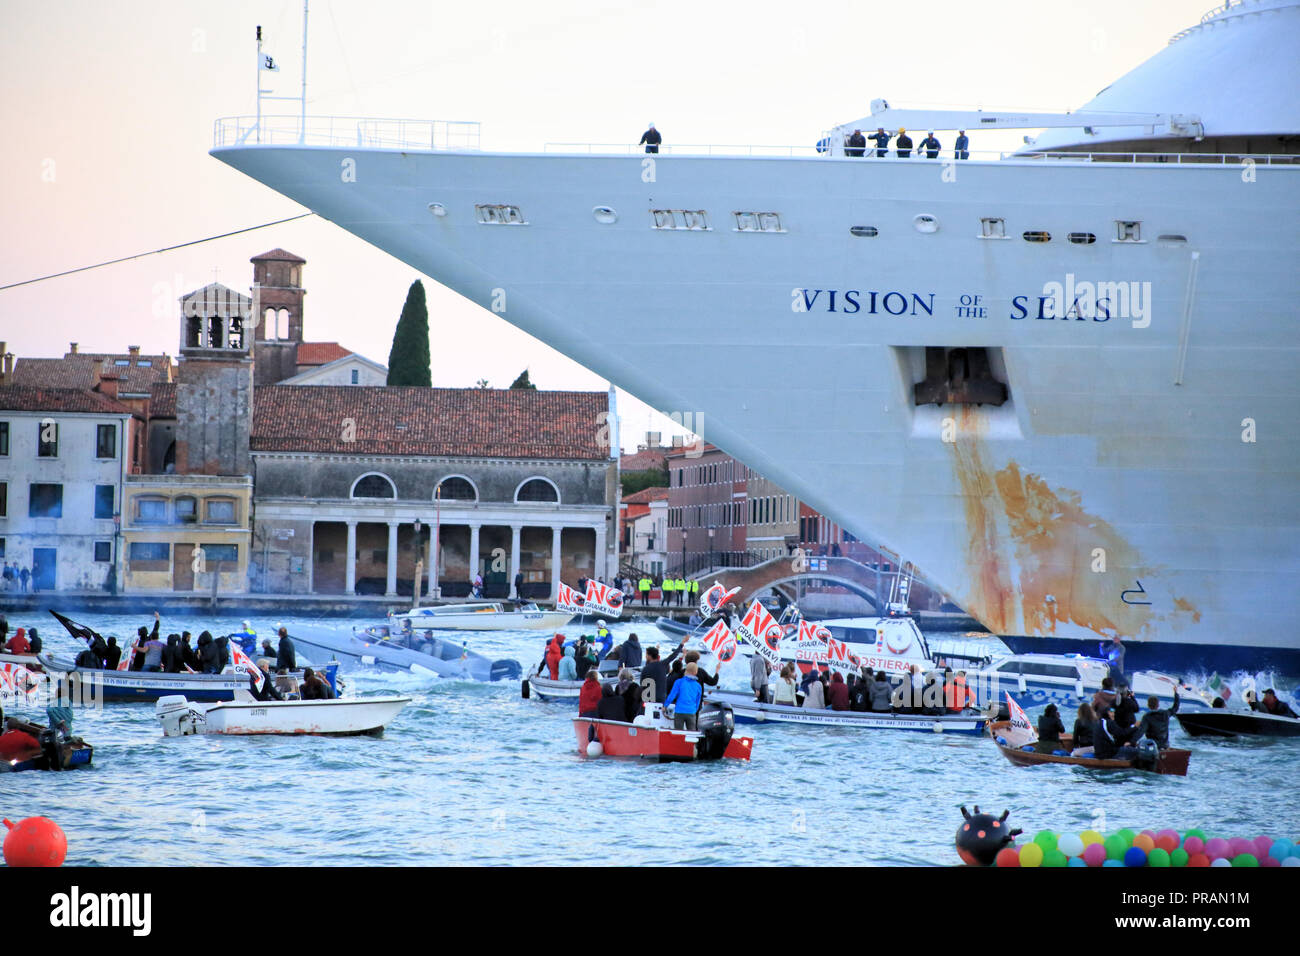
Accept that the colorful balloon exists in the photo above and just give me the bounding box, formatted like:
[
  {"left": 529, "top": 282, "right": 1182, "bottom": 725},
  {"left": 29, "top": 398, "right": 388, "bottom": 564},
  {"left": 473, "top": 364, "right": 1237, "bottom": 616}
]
[
  {"left": 995, "top": 847, "right": 1020, "bottom": 867},
  {"left": 1080, "top": 830, "right": 1103, "bottom": 847},
  {"left": 1117, "top": 828, "right": 1137, "bottom": 847},
  {"left": 1205, "top": 837, "right": 1230, "bottom": 860},
  {"left": 1058, "top": 834, "right": 1085, "bottom": 858},
  {"left": 1068, "top": 857, "right": 1088, "bottom": 867},
  {"left": 1133, "top": 833, "right": 1155, "bottom": 853},
  {"left": 1043, "top": 849, "right": 1068, "bottom": 868},
  {"left": 1019, "top": 843, "right": 1044, "bottom": 868},
  {"left": 1187, "top": 853, "right": 1210, "bottom": 867},
  {"left": 2, "top": 817, "right": 67, "bottom": 868},
  {"left": 1124, "top": 847, "right": 1148, "bottom": 867},
  {"left": 1281, "top": 857, "right": 1300, "bottom": 868},
  {"left": 1183, "top": 835, "right": 1205, "bottom": 855},
  {"left": 1083, "top": 843, "right": 1107, "bottom": 867},
  {"left": 1156, "top": 828, "right": 1179, "bottom": 846},
  {"left": 1104, "top": 834, "right": 1128, "bottom": 861},
  {"left": 1033, "top": 830, "right": 1058, "bottom": 852},
  {"left": 1148, "top": 848, "right": 1171, "bottom": 868},
  {"left": 1211, "top": 857, "right": 1232, "bottom": 868},
  {"left": 1232, "top": 853, "right": 1259, "bottom": 868}
]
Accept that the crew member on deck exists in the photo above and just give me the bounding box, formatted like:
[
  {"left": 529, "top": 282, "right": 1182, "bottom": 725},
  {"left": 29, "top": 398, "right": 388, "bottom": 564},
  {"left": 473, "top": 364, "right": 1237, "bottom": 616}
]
[
  {"left": 870, "top": 127, "right": 892, "bottom": 157},
  {"left": 639, "top": 123, "right": 662, "bottom": 154},
  {"left": 845, "top": 129, "right": 866, "bottom": 157},
  {"left": 919, "top": 131, "right": 941, "bottom": 158},
  {"left": 954, "top": 129, "right": 969, "bottom": 159},
  {"left": 895, "top": 128, "right": 913, "bottom": 158}
]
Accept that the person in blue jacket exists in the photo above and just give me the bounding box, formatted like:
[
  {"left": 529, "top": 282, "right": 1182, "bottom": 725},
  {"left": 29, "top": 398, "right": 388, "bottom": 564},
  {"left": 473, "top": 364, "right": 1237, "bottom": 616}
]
[
  {"left": 593, "top": 620, "right": 614, "bottom": 660},
  {"left": 664, "top": 661, "right": 703, "bottom": 731}
]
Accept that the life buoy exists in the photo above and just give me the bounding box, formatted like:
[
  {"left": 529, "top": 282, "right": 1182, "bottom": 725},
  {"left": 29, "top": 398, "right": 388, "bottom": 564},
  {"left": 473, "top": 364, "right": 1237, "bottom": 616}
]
[{"left": 884, "top": 625, "right": 912, "bottom": 655}]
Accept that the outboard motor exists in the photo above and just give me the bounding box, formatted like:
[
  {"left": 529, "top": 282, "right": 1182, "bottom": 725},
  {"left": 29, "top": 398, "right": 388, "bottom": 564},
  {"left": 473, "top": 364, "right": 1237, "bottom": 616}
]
[
  {"left": 1133, "top": 737, "right": 1160, "bottom": 771},
  {"left": 156, "top": 695, "right": 203, "bottom": 737},
  {"left": 38, "top": 728, "right": 63, "bottom": 771},
  {"left": 491, "top": 658, "right": 523, "bottom": 682},
  {"left": 694, "top": 700, "right": 737, "bottom": 760}
]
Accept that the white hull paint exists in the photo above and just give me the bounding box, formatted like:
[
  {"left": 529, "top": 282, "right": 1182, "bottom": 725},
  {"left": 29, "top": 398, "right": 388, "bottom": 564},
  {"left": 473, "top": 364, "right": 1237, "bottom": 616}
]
[{"left": 157, "top": 694, "right": 411, "bottom": 736}]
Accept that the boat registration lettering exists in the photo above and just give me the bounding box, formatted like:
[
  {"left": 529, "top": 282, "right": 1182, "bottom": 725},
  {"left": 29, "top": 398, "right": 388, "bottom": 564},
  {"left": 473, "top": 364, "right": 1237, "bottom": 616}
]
[{"left": 250, "top": 708, "right": 267, "bottom": 716}]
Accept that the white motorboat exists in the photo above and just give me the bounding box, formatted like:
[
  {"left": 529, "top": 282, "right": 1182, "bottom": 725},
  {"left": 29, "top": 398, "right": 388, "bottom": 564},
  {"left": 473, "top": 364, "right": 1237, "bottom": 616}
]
[
  {"left": 390, "top": 602, "right": 573, "bottom": 632},
  {"left": 155, "top": 692, "right": 411, "bottom": 737}
]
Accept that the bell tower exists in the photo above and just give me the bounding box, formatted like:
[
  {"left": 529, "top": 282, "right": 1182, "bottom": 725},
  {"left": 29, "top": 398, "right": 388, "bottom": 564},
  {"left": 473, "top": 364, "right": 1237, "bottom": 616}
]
[
  {"left": 174, "top": 283, "right": 254, "bottom": 475},
  {"left": 250, "top": 248, "right": 306, "bottom": 385}
]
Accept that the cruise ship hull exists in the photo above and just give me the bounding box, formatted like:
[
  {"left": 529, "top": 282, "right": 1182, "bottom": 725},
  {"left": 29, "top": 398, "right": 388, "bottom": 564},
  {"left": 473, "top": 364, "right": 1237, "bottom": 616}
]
[{"left": 212, "top": 146, "right": 1300, "bottom": 675}]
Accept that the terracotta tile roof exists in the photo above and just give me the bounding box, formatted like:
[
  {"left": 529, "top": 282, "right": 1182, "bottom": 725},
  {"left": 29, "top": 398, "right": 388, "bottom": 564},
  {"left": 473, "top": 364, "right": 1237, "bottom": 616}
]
[
  {"left": 251, "top": 248, "right": 306, "bottom": 263},
  {"left": 252, "top": 386, "right": 611, "bottom": 460},
  {"left": 666, "top": 442, "right": 722, "bottom": 460},
  {"left": 621, "top": 448, "right": 669, "bottom": 472},
  {"left": 296, "top": 342, "right": 353, "bottom": 367},
  {"left": 9, "top": 353, "right": 174, "bottom": 395},
  {"left": 622, "top": 486, "right": 670, "bottom": 504},
  {"left": 150, "top": 382, "right": 176, "bottom": 418},
  {"left": 0, "top": 386, "right": 133, "bottom": 415}
]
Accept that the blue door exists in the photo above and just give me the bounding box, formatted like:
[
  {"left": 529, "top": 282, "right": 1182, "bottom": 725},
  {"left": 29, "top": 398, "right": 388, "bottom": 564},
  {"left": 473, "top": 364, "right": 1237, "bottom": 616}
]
[{"left": 33, "top": 547, "right": 56, "bottom": 591}]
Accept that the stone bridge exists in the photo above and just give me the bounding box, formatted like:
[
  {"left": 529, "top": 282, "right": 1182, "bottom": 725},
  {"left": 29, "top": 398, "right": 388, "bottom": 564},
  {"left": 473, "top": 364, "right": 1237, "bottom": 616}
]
[{"left": 692, "top": 556, "right": 894, "bottom": 613}]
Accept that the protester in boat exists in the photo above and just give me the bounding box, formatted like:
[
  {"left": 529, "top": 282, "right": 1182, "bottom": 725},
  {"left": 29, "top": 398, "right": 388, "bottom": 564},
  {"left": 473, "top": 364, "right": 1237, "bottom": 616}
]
[
  {"left": 1115, "top": 687, "right": 1141, "bottom": 729},
  {"left": 549, "top": 644, "right": 573, "bottom": 682},
  {"left": 540, "top": 634, "right": 564, "bottom": 680},
  {"left": 665, "top": 661, "right": 703, "bottom": 730},
  {"left": 250, "top": 665, "right": 285, "bottom": 702},
  {"left": 639, "top": 646, "right": 669, "bottom": 703},
  {"left": 1069, "top": 702, "right": 1097, "bottom": 756},
  {"left": 141, "top": 629, "right": 167, "bottom": 672},
  {"left": 4, "top": 627, "right": 30, "bottom": 655},
  {"left": 300, "top": 668, "right": 332, "bottom": 700},
  {"left": 615, "top": 632, "right": 642, "bottom": 669},
  {"left": 104, "top": 636, "right": 122, "bottom": 671},
  {"left": 827, "top": 671, "right": 850, "bottom": 711},
  {"left": 1034, "top": 704, "right": 1066, "bottom": 753},
  {"left": 47, "top": 693, "right": 74, "bottom": 737},
  {"left": 596, "top": 683, "right": 627, "bottom": 721},
  {"left": 214, "top": 636, "right": 230, "bottom": 673},
  {"left": 578, "top": 669, "right": 603, "bottom": 717},
  {"left": 946, "top": 670, "right": 977, "bottom": 712},
  {"left": 180, "top": 633, "right": 198, "bottom": 671},
  {"left": 196, "top": 632, "right": 218, "bottom": 674},
  {"left": 870, "top": 671, "right": 893, "bottom": 712},
  {"left": 1092, "top": 704, "right": 1139, "bottom": 760},
  {"left": 850, "top": 669, "right": 872, "bottom": 711},
  {"left": 1133, "top": 692, "right": 1181, "bottom": 749},
  {"left": 801, "top": 668, "right": 826, "bottom": 710},
  {"left": 615, "top": 667, "right": 642, "bottom": 722},
  {"left": 29, "top": 632, "right": 43, "bottom": 657},
  {"left": 593, "top": 621, "right": 614, "bottom": 660},
  {"left": 666, "top": 656, "right": 686, "bottom": 697},
  {"left": 260, "top": 639, "right": 277, "bottom": 660},
  {"left": 0, "top": 716, "right": 41, "bottom": 761},
  {"left": 0, "top": 614, "right": 8, "bottom": 639},
  {"left": 1211, "top": 695, "right": 1227, "bottom": 708},
  {"left": 1255, "top": 689, "right": 1298, "bottom": 719},
  {"left": 1091, "top": 677, "right": 1117, "bottom": 716},
  {"left": 74, "top": 641, "right": 100, "bottom": 669},
  {"left": 750, "top": 652, "right": 772, "bottom": 704},
  {"left": 576, "top": 637, "right": 601, "bottom": 680},
  {"left": 272, "top": 627, "right": 295, "bottom": 672},
  {"left": 160, "top": 634, "right": 179, "bottom": 673},
  {"left": 774, "top": 663, "right": 800, "bottom": 705}
]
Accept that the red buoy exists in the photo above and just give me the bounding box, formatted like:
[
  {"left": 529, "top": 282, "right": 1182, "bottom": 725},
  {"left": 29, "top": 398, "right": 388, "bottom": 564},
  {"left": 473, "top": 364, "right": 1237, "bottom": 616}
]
[{"left": 3, "top": 817, "right": 68, "bottom": 867}]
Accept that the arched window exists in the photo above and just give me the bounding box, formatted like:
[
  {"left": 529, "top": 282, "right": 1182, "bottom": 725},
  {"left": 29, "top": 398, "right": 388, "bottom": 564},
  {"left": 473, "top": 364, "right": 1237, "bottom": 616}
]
[
  {"left": 263, "top": 308, "right": 277, "bottom": 341},
  {"left": 515, "top": 477, "right": 559, "bottom": 503},
  {"left": 276, "top": 308, "right": 289, "bottom": 339},
  {"left": 436, "top": 476, "right": 477, "bottom": 501},
  {"left": 351, "top": 473, "right": 396, "bottom": 499}
]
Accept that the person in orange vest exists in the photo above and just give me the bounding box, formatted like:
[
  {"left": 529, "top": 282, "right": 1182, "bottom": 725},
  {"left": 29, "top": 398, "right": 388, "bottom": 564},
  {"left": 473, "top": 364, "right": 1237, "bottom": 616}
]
[{"left": 945, "top": 669, "right": 977, "bottom": 712}]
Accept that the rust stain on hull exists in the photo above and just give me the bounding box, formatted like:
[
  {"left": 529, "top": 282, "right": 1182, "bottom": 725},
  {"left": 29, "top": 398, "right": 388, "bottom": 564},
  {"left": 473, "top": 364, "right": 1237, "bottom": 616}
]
[{"left": 948, "top": 410, "right": 1199, "bottom": 639}]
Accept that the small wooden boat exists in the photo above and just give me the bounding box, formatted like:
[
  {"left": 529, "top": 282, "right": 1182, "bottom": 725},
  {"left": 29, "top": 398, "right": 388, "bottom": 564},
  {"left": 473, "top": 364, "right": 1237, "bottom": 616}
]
[
  {"left": 0, "top": 719, "right": 94, "bottom": 772},
  {"left": 156, "top": 693, "right": 411, "bottom": 737},
  {"left": 987, "top": 720, "right": 1190, "bottom": 776},
  {"left": 1176, "top": 709, "right": 1300, "bottom": 738},
  {"left": 39, "top": 654, "right": 253, "bottom": 703},
  {"left": 523, "top": 661, "right": 623, "bottom": 701},
  {"left": 574, "top": 700, "right": 753, "bottom": 762}
]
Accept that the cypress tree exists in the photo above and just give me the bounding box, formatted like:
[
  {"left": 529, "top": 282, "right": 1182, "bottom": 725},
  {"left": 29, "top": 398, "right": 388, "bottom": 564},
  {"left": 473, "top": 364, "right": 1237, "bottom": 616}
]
[
  {"left": 386, "top": 280, "right": 431, "bottom": 386},
  {"left": 501, "top": 369, "right": 533, "bottom": 392}
]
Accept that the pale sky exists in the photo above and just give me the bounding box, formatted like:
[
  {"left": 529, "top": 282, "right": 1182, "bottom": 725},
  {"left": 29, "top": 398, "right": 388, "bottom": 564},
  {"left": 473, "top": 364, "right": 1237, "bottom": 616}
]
[{"left": 0, "top": 0, "right": 1209, "bottom": 451}]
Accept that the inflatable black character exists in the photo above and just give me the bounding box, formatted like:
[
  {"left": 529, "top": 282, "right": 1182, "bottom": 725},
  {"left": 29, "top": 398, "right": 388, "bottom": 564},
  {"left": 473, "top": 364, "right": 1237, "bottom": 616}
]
[{"left": 955, "top": 805, "right": 1022, "bottom": 866}]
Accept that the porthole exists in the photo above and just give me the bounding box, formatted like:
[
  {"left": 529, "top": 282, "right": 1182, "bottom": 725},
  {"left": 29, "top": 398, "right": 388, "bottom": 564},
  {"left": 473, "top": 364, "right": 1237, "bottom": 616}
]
[
  {"left": 1067, "top": 232, "right": 1096, "bottom": 244},
  {"left": 913, "top": 214, "right": 939, "bottom": 234},
  {"left": 850, "top": 226, "right": 879, "bottom": 237},
  {"left": 1023, "top": 230, "right": 1051, "bottom": 243},
  {"left": 1157, "top": 234, "right": 1188, "bottom": 243},
  {"left": 428, "top": 202, "right": 447, "bottom": 217},
  {"left": 592, "top": 206, "right": 618, "bottom": 224}
]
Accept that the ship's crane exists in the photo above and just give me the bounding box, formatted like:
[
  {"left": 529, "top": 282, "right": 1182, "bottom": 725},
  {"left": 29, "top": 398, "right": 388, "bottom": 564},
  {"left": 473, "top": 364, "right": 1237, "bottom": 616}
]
[{"left": 822, "top": 98, "right": 1204, "bottom": 155}]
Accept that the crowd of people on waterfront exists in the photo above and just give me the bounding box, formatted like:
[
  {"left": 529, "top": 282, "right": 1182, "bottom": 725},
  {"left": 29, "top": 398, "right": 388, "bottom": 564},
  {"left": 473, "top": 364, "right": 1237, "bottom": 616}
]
[{"left": 1, "top": 561, "right": 37, "bottom": 592}]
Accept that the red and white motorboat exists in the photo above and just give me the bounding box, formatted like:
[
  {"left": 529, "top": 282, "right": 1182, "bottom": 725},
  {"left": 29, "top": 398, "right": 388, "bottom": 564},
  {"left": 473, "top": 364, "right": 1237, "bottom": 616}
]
[{"left": 573, "top": 700, "right": 753, "bottom": 763}]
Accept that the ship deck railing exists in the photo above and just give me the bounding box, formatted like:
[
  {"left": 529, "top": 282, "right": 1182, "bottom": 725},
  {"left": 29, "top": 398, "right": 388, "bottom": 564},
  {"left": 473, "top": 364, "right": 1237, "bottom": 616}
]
[
  {"left": 210, "top": 120, "right": 1297, "bottom": 166},
  {"left": 212, "top": 115, "right": 481, "bottom": 151}
]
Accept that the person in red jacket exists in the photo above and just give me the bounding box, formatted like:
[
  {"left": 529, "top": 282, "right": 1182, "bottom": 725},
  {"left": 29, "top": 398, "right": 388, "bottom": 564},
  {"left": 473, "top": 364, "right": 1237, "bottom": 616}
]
[
  {"left": 578, "top": 669, "right": 603, "bottom": 717},
  {"left": 542, "top": 634, "right": 565, "bottom": 680},
  {"left": 4, "top": 627, "right": 30, "bottom": 655},
  {"left": 826, "top": 671, "right": 850, "bottom": 711}
]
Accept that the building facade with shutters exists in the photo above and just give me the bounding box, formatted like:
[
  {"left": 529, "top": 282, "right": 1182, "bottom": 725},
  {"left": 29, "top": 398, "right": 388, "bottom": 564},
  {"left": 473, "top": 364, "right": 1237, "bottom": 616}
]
[
  {"left": 249, "top": 385, "right": 619, "bottom": 599},
  {"left": 0, "top": 385, "right": 134, "bottom": 592}
]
